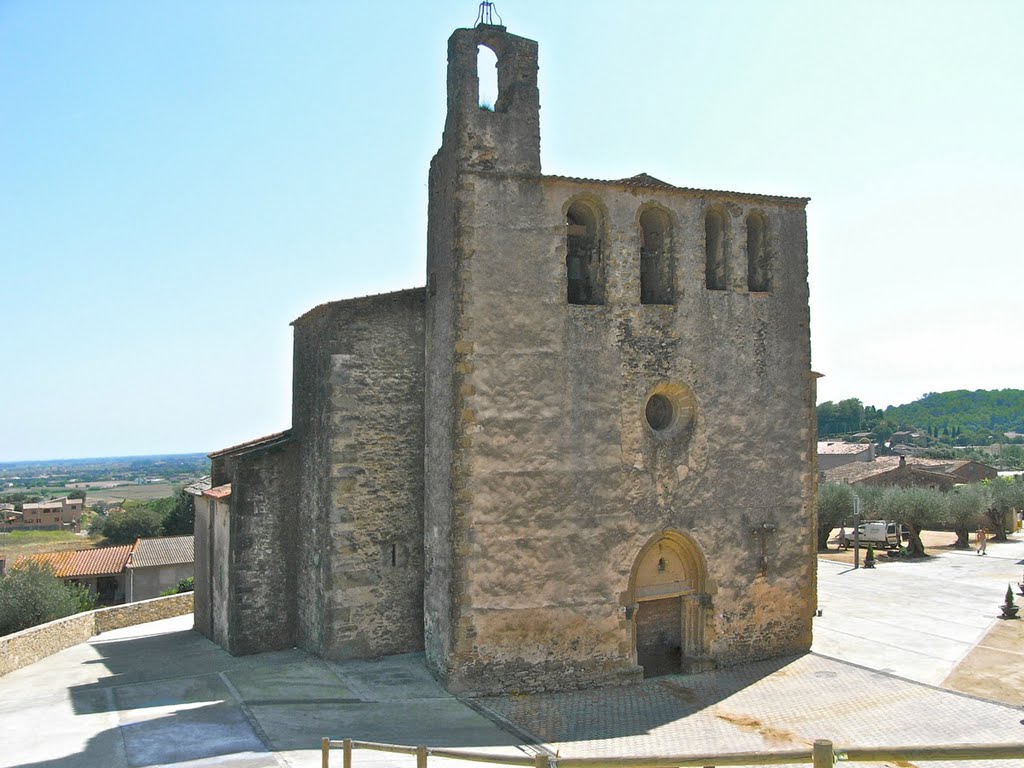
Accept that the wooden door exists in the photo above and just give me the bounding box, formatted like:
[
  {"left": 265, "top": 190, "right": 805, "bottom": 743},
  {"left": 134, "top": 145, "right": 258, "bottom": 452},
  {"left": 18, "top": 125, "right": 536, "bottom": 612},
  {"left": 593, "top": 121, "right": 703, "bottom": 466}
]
[{"left": 635, "top": 596, "right": 682, "bottom": 678}]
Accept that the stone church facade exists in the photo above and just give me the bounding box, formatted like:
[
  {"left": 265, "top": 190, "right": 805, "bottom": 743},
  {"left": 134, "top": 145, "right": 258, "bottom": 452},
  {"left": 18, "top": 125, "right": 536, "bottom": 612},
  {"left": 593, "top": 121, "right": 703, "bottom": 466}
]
[{"left": 194, "top": 23, "right": 817, "bottom": 695}]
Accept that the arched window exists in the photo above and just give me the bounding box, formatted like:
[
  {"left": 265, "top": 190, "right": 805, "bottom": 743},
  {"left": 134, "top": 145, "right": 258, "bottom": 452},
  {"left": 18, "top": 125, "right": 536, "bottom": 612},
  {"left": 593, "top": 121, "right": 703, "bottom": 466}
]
[
  {"left": 705, "top": 210, "right": 727, "bottom": 291},
  {"left": 640, "top": 208, "right": 673, "bottom": 305},
  {"left": 477, "top": 45, "right": 499, "bottom": 110},
  {"left": 746, "top": 212, "right": 769, "bottom": 292},
  {"left": 566, "top": 201, "right": 604, "bottom": 305}
]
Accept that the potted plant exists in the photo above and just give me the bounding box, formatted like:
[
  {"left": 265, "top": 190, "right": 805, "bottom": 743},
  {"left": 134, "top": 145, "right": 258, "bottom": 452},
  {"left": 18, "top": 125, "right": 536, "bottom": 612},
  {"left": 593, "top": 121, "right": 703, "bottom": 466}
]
[
  {"left": 1001, "top": 585, "right": 1019, "bottom": 620},
  {"left": 864, "top": 543, "right": 876, "bottom": 569}
]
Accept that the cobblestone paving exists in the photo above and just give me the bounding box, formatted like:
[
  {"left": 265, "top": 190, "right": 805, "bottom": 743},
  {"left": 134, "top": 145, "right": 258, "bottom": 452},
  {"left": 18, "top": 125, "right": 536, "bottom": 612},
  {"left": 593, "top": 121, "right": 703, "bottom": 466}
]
[{"left": 476, "top": 654, "right": 1024, "bottom": 768}]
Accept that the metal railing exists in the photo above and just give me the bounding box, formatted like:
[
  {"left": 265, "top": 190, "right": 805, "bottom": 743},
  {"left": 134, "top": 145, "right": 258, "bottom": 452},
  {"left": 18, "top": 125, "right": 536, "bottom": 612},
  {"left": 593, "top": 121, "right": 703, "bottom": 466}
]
[{"left": 321, "top": 737, "right": 1024, "bottom": 768}]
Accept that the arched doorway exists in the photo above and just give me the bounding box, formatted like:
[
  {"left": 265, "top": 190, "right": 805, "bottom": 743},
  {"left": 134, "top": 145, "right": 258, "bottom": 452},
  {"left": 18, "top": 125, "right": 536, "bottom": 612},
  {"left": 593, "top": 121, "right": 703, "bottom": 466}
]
[{"left": 628, "top": 531, "right": 709, "bottom": 678}]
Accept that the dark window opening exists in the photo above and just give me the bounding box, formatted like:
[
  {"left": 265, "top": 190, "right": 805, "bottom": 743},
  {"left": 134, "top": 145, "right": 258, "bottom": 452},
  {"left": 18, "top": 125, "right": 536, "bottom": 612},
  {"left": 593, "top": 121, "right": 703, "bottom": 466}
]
[
  {"left": 640, "top": 208, "right": 674, "bottom": 304},
  {"left": 477, "top": 45, "right": 498, "bottom": 111},
  {"left": 646, "top": 394, "right": 674, "bottom": 431},
  {"left": 390, "top": 543, "right": 397, "bottom": 567},
  {"left": 705, "top": 210, "right": 727, "bottom": 291},
  {"left": 746, "top": 213, "right": 769, "bottom": 292},
  {"left": 566, "top": 202, "right": 604, "bottom": 305}
]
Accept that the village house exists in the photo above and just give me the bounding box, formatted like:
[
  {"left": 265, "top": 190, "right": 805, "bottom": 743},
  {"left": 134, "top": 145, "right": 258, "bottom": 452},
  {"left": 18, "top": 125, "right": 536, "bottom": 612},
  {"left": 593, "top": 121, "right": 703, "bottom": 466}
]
[
  {"left": 16, "top": 496, "right": 84, "bottom": 530},
  {"left": 15, "top": 535, "right": 195, "bottom": 605},
  {"left": 822, "top": 455, "right": 998, "bottom": 490},
  {"left": 817, "top": 440, "right": 875, "bottom": 471},
  {"left": 125, "top": 535, "right": 195, "bottom": 602},
  {"left": 17, "top": 545, "right": 133, "bottom": 604}
]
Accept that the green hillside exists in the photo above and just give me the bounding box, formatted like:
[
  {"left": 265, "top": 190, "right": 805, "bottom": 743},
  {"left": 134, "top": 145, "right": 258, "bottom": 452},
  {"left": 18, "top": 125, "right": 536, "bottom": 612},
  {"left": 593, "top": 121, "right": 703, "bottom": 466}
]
[
  {"left": 884, "top": 389, "right": 1024, "bottom": 436},
  {"left": 817, "top": 389, "right": 1024, "bottom": 446}
]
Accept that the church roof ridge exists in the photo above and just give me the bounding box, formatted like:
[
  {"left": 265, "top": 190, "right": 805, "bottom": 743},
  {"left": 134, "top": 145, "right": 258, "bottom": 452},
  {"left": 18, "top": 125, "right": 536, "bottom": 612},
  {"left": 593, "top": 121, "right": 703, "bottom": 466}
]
[
  {"left": 291, "top": 286, "right": 425, "bottom": 326},
  {"left": 538, "top": 172, "right": 810, "bottom": 204}
]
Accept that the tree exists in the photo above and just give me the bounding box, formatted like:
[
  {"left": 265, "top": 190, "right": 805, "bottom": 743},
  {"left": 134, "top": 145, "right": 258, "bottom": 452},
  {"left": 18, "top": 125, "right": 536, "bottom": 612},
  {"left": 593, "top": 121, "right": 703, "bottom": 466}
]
[
  {"left": 880, "top": 486, "right": 947, "bottom": 557},
  {"left": 101, "top": 505, "right": 164, "bottom": 544},
  {"left": 985, "top": 477, "right": 1024, "bottom": 541},
  {"left": 815, "top": 482, "right": 855, "bottom": 550},
  {"left": 161, "top": 490, "right": 195, "bottom": 535},
  {"left": 0, "top": 562, "right": 95, "bottom": 636},
  {"left": 66, "top": 490, "right": 86, "bottom": 500},
  {"left": 946, "top": 484, "right": 990, "bottom": 549}
]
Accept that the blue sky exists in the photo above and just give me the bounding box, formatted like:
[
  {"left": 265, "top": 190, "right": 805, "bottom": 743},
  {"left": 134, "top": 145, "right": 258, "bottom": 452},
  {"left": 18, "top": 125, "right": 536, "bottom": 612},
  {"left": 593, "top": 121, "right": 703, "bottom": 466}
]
[{"left": 2, "top": 1, "right": 1021, "bottom": 462}]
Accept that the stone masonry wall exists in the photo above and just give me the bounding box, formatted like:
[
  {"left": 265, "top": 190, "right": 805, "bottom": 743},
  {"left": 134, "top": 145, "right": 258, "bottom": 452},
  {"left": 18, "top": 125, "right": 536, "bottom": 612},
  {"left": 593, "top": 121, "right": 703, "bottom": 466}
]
[
  {"left": 95, "top": 593, "right": 194, "bottom": 633},
  {"left": 440, "top": 171, "right": 814, "bottom": 694},
  {"left": 424, "top": 24, "right": 544, "bottom": 687},
  {"left": 293, "top": 289, "right": 426, "bottom": 660},
  {"left": 0, "top": 593, "right": 193, "bottom": 677},
  {"left": 225, "top": 440, "right": 299, "bottom": 655}
]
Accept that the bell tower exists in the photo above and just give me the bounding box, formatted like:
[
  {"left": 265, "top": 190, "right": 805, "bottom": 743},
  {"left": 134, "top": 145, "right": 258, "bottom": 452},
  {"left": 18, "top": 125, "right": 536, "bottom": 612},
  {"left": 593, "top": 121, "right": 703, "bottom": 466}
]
[{"left": 439, "top": 21, "right": 540, "bottom": 174}]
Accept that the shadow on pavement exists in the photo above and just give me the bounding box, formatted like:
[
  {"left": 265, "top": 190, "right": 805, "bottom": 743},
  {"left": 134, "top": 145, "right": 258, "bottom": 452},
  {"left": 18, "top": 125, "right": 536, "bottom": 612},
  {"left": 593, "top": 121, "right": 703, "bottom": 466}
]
[{"left": 477, "top": 654, "right": 800, "bottom": 747}]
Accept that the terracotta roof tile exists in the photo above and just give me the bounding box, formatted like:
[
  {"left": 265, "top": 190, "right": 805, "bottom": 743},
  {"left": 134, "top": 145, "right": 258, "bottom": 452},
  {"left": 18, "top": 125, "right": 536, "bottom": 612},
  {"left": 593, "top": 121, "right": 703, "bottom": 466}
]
[
  {"left": 16, "top": 544, "right": 133, "bottom": 578},
  {"left": 203, "top": 483, "right": 232, "bottom": 500}
]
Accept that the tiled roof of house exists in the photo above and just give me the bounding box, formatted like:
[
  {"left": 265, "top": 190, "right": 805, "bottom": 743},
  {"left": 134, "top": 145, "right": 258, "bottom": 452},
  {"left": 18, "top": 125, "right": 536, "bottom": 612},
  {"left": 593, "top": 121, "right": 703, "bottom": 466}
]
[
  {"left": 823, "top": 456, "right": 970, "bottom": 485},
  {"left": 183, "top": 476, "right": 212, "bottom": 496},
  {"left": 817, "top": 441, "right": 873, "bottom": 455},
  {"left": 208, "top": 431, "right": 292, "bottom": 459},
  {"left": 204, "top": 483, "right": 232, "bottom": 500},
  {"left": 16, "top": 544, "right": 133, "bottom": 578},
  {"left": 129, "top": 535, "right": 194, "bottom": 569}
]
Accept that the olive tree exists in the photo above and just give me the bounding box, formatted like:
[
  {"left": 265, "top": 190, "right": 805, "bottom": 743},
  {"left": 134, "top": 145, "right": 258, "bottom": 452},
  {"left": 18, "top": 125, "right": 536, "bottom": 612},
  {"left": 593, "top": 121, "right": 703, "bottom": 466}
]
[
  {"left": 881, "top": 486, "right": 947, "bottom": 557},
  {"left": 815, "top": 482, "right": 855, "bottom": 551},
  {"left": 946, "top": 484, "right": 991, "bottom": 549},
  {"left": 985, "top": 477, "right": 1024, "bottom": 541}
]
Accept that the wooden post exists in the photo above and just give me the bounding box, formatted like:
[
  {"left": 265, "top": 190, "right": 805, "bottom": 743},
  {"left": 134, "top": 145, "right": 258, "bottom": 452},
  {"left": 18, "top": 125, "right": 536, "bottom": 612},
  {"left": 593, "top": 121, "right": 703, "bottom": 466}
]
[
  {"left": 813, "top": 739, "right": 834, "bottom": 768},
  {"left": 533, "top": 754, "right": 546, "bottom": 768},
  {"left": 322, "top": 737, "right": 330, "bottom": 768},
  {"left": 417, "top": 745, "right": 428, "bottom": 768},
  {"left": 343, "top": 738, "right": 352, "bottom": 768}
]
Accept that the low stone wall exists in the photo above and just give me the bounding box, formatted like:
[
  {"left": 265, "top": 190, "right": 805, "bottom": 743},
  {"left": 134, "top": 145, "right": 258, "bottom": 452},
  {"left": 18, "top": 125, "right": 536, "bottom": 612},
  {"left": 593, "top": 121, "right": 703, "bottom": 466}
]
[
  {"left": 0, "top": 593, "right": 194, "bottom": 677},
  {"left": 95, "top": 592, "right": 193, "bottom": 633},
  {"left": 0, "top": 612, "right": 95, "bottom": 677}
]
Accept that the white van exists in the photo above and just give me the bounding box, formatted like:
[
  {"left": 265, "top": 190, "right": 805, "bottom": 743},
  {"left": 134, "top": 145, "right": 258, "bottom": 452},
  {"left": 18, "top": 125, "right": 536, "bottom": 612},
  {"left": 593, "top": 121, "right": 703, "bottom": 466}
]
[{"left": 853, "top": 520, "right": 903, "bottom": 549}]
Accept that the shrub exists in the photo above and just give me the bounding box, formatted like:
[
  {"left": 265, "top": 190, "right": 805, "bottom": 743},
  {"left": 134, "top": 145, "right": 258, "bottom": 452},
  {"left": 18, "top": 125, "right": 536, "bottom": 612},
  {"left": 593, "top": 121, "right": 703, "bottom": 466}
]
[
  {"left": 1006, "top": 585, "right": 1016, "bottom": 608},
  {"left": 0, "top": 562, "right": 95, "bottom": 636},
  {"left": 159, "top": 576, "right": 194, "bottom": 597}
]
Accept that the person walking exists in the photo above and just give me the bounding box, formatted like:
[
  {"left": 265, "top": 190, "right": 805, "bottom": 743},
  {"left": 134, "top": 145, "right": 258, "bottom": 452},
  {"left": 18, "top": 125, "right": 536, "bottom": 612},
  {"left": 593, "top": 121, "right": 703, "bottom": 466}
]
[{"left": 977, "top": 528, "right": 988, "bottom": 556}]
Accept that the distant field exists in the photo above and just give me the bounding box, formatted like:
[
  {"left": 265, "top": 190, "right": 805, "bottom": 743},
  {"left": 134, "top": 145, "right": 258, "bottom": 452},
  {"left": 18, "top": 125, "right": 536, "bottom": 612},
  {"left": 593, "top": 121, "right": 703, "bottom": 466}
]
[
  {"left": 85, "top": 482, "right": 178, "bottom": 503},
  {"left": 0, "top": 530, "right": 105, "bottom": 560},
  {"left": 2, "top": 481, "right": 179, "bottom": 504}
]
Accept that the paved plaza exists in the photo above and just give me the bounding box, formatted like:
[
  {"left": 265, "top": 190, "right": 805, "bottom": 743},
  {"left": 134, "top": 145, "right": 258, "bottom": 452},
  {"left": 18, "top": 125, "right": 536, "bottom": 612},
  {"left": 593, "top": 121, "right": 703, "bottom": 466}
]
[{"left": 2, "top": 536, "right": 1022, "bottom": 768}]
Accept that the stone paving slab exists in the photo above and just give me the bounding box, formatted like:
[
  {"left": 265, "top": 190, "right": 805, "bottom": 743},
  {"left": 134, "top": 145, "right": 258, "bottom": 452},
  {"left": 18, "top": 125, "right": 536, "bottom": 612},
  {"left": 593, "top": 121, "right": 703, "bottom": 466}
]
[
  {"left": 475, "top": 653, "right": 1024, "bottom": 768},
  {"left": 814, "top": 536, "right": 1024, "bottom": 685}
]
